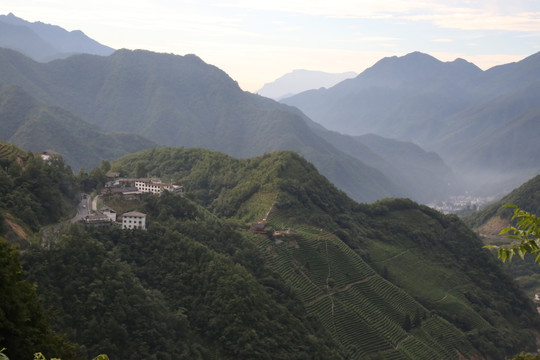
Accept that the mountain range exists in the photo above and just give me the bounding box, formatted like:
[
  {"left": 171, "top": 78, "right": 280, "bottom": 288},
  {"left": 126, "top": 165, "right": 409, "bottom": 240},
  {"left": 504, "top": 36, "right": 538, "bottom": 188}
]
[
  {"left": 0, "top": 13, "right": 114, "bottom": 61},
  {"left": 256, "top": 69, "right": 356, "bottom": 100},
  {"left": 282, "top": 51, "right": 540, "bottom": 193},
  {"left": 0, "top": 46, "right": 456, "bottom": 203},
  {"left": 1, "top": 15, "right": 538, "bottom": 202}
]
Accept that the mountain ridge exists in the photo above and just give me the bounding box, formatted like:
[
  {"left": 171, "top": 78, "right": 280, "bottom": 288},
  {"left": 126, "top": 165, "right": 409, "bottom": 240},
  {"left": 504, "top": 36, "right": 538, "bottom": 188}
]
[{"left": 0, "top": 12, "right": 114, "bottom": 61}]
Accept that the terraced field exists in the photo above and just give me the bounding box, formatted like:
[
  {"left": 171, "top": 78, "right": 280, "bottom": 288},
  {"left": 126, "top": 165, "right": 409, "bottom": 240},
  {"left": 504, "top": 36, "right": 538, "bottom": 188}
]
[{"left": 254, "top": 209, "right": 477, "bottom": 359}]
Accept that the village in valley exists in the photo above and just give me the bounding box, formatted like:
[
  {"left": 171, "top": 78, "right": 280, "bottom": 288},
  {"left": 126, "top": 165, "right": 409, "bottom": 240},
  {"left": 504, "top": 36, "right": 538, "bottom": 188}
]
[{"left": 79, "top": 171, "right": 184, "bottom": 230}]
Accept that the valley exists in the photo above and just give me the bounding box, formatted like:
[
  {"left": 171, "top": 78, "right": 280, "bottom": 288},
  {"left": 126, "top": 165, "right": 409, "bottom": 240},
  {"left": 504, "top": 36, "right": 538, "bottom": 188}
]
[{"left": 427, "top": 195, "right": 494, "bottom": 214}]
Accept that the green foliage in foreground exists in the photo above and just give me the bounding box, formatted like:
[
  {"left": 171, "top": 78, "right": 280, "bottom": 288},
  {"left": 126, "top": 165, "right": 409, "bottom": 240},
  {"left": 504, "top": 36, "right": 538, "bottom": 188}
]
[
  {"left": 511, "top": 352, "right": 540, "bottom": 360},
  {"left": 486, "top": 205, "right": 540, "bottom": 263}
]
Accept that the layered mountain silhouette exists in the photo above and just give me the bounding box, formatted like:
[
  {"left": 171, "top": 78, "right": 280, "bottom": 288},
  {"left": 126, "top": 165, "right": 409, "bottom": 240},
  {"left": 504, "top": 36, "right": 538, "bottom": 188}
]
[
  {"left": 0, "top": 12, "right": 114, "bottom": 61},
  {"left": 282, "top": 52, "right": 540, "bottom": 193},
  {"left": 0, "top": 46, "right": 456, "bottom": 203},
  {"left": 257, "top": 69, "right": 356, "bottom": 100}
]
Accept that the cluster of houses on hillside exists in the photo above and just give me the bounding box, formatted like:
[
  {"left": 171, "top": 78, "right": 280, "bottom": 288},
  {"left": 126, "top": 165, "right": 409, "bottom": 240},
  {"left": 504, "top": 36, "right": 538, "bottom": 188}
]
[
  {"left": 81, "top": 207, "right": 147, "bottom": 230},
  {"left": 104, "top": 173, "right": 184, "bottom": 197},
  {"left": 79, "top": 174, "right": 184, "bottom": 230}
]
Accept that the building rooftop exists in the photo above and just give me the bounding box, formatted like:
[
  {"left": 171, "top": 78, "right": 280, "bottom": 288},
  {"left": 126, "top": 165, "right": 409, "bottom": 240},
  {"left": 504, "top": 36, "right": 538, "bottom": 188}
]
[{"left": 123, "top": 211, "right": 146, "bottom": 217}]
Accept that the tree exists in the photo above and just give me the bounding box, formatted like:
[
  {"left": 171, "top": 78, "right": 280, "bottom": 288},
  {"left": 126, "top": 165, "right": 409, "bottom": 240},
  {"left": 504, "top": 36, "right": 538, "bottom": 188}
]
[
  {"left": 0, "top": 238, "right": 79, "bottom": 360},
  {"left": 135, "top": 162, "right": 147, "bottom": 178},
  {"left": 485, "top": 205, "right": 540, "bottom": 263}
]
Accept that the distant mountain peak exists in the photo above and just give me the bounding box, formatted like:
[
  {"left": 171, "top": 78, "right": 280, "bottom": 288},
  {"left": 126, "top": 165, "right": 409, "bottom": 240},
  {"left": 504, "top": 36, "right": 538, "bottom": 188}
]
[
  {"left": 0, "top": 13, "right": 114, "bottom": 61},
  {"left": 258, "top": 69, "right": 356, "bottom": 100}
]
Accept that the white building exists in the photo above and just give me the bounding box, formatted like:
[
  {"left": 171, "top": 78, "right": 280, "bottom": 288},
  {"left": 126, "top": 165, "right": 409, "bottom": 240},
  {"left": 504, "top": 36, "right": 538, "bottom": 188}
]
[
  {"left": 101, "top": 207, "right": 117, "bottom": 222},
  {"left": 134, "top": 179, "right": 162, "bottom": 194},
  {"left": 122, "top": 211, "right": 146, "bottom": 230},
  {"left": 135, "top": 179, "right": 184, "bottom": 196}
]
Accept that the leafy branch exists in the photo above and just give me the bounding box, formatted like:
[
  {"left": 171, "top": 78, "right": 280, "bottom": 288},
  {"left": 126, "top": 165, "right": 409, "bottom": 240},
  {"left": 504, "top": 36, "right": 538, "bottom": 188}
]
[{"left": 485, "top": 204, "right": 540, "bottom": 263}]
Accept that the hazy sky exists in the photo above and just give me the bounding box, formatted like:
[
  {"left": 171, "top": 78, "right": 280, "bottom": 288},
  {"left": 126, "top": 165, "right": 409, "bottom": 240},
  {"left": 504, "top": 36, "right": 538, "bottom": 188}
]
[{"left": 3, "top": 1, "right": 540, "bottom": 91}]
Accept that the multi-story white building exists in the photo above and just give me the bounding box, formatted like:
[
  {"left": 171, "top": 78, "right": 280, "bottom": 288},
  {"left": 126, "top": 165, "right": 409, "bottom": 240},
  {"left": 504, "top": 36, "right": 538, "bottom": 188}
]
[
  {"left": 122, "top": 211, "right": 146, "bottom": 230},
  {"left": 135, "top": 179, "right": 184, "bottom": 196}
]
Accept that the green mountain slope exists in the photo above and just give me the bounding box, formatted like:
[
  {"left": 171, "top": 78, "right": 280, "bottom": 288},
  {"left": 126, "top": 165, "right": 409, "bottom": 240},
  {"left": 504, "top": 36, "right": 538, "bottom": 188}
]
[
  {"left": 112, "top": 147, "right": 540, "bottom": 359},
  {"left": 0, "top": 82, "right": 157, "bottom": 170},
  {"left": 465, "top": 175, "right": 540, "bottom": 231},
  {"left": 22, "top": 219, "right": 344, "bottom": 360}
]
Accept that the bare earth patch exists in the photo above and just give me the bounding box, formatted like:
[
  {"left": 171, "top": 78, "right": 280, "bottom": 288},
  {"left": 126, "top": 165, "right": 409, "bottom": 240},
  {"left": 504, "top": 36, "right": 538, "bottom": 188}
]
[
  {"left": 477, "top": 216, "right": 511, "bottom": 237},
  {"left": 5, "top": 218, "right": 29, "bottom": 240}
]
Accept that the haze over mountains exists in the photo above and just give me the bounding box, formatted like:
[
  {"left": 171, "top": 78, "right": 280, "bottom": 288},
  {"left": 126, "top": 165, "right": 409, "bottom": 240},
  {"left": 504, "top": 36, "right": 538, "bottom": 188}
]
[
  {"left": 257, "top": 69, "right": 357, "bottom": 100},
  {"left": 282, "top": 51, "right": 540, "bottom": 194}
]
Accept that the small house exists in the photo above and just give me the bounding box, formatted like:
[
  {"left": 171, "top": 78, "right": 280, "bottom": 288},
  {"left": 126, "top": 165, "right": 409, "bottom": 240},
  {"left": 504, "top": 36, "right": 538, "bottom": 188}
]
[
  {"left": 250, "top": 222, "right": 266, "bottom": 234},
  {"left": 81, "top": 213, "right": 112, "bottom": 227},
  {"left": 101, "top": 206, "right": 117, "bottom": 222}
]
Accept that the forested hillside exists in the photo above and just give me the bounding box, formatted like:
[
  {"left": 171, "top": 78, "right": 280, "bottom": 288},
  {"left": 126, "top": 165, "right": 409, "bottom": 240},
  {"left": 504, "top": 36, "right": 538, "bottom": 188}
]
[
  {"left": 110, "top": 147, "right": 540, "bottom": 359},
  {"left": 0, "top": 237, "right": 80, "bottom": 360},
  {"left": 0, "top": 143, "right": 81, "bottom": 360},
  {"left": 0, "top": 141, "right": 79, "bottom": 242},
  {"left": 1, "top": 145, "right": 538, "bottom": 359}
]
